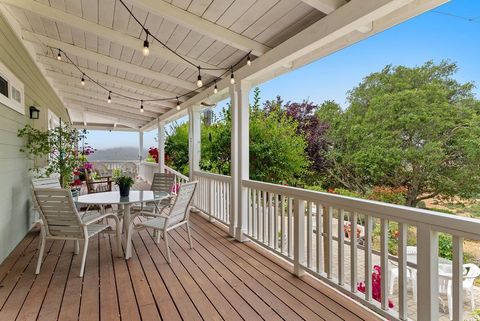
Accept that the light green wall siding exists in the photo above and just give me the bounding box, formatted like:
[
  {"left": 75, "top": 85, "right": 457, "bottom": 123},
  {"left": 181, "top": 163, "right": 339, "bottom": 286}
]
[{"left": 0, "top": 12, "right": 69, "bottom": 262}]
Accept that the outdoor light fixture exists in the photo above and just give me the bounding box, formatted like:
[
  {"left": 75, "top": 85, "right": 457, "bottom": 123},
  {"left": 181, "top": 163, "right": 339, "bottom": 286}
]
[
  {"left": 140, "top": 100, "right": 144, "bottom": 113},
  {"left": 230, "top": 70, "right": 235, "bottom": 85},
  {"left": 29, "top": 106, "right": 40, "bottom": 119},
  {"left": 247, "top": 54, "right": 251, "bottom": 66},
  {"left": 176, "top": 97, "right": 180, "bottom": 110},
  {"left": 142, "top": 38, "right": 150, "bottom": 56},
  {"left": 107, "top": 91, "right": 112, "bottom": 103},
  {"left": 196, "top": 67, "right": 203, "bottom": 87},
  {"left": 81, "top": 73, "right": 85, "bottom": 86},
  {"left": 57, "top": 50, "right": 62, "bottom": 61},
  {"left": 213, "top": 82, "right": 218, "bottom": 94}
]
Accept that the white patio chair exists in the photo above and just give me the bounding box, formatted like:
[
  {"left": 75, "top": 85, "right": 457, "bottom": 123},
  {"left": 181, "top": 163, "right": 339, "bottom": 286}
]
[
  {"left": 439, "top": 263, "right": 480, "bottom": 320},
  {"left": 133, "top": 173, "right": 176, "bottom": 218},
  {"left": 136, "top": 181, "right": 197, "bottom": 264},
  {"left": 389, "top": 246, "right": 418, "bottom": 299},
  {"left": 33, "top": 188, "right": 122, "bottom": 277}
]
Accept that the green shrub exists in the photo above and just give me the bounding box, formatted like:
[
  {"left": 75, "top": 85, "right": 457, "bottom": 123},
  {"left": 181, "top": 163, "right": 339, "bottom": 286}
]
[
  {"left": 438, "top": 233, "right": 453, "bottom": 260},
  {"left": 367, "top": 186, "right": 406, "bottom": 205}
]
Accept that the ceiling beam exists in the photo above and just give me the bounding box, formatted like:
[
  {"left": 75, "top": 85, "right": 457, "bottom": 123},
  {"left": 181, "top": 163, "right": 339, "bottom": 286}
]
[
  {"left": 142, "top": 0, "right": 446, "bottom": 130},
  {"left": 45, "top": 71, "right": 172, "bottom": 111},
  {"left": 23, "top": 30, "right": 198, "bottom": 91},
  {"left": 66, "top": 101, "right": 148, "bottom": 125},
  {"left": 57, "top": 88, "right": 161, "bottom": 117},
  {"left": 38, "top": 55, "right": 188, "bottom": 102},
  {"left": 62, "top": 95, "right": 153, "bottom": 121},
  {"left": 72, "top": 124, "right": 139, "bottom": 132},
  {"left": 126, "top": 0, "right": 270, "bottom": 56},
  {"left": 69, "top": 107, "right": 142, "bottom": 128},
  {"left": 300, "top": 0, "right": 346, "bottom": 14},
  {"left": 0, "top": 0, "right": 223, "bottom": 77}
]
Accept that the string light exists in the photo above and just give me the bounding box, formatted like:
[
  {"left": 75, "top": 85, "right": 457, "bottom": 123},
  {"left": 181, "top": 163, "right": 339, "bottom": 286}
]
[
  {"left": 107, "top": 91, "right": 112, "bottom": 103},
  {"left": 81, "top": 73, "right": 85, "bottom": 86},
  {"left": 57, "top": 50, "right": 62, "bottom": 61},
  {"left": 247, "top": 54, "right": 251, "bottom": 66},
  {"left": 213, "top": 82, "right": 218, "bottom": 94},
  {"left": 176, "top": 97, "right": 180, "bottom": 110},
  {"left": 142, "top": 31, "right": 150, "bottom": 56},
  {"left": 196, "top": 66, "right": 203, "bottom": 87},
  {"left": 140, "top": 100, "right": 144, "bottom": 113},
  {"left": 230, "top": 68, "right": 235, "bottom": 85}
]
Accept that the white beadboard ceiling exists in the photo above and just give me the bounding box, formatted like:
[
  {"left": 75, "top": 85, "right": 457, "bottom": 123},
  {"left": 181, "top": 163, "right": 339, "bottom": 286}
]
[{"left": 0, "top": 0, "right": 329, "bottom": 130}]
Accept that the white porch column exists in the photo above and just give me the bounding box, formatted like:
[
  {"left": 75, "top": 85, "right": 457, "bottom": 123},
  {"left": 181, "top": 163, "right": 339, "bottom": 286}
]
[
  {"left": 229, "top": 84, "right": 238, "bottom": 237},
  {"left": 157, "top": 118, "right": 165, "bottom": 173},
  {"left": 138, "top": 130, "right": 144, "bottom": 162},
  {"left": 188, "top": 106, "right": 201, "bottom": 181},
  {"left": 235, "top": 80, "right": 251, "bottom": 242}
]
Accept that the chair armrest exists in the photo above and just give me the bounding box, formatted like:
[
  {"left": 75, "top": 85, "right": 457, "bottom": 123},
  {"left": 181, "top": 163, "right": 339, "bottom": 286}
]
[{"left": 82, "top": 212, "right": 119, "bottom": 226}]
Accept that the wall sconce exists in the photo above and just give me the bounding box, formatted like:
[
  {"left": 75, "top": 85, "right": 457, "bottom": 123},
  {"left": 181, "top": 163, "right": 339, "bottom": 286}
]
[{"left": 29, "top": 106, "right": 40, "bottom": 119}]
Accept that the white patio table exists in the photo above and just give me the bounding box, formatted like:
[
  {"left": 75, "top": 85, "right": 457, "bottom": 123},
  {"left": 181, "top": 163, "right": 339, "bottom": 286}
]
[{"left": 76, "top": 190, "right": 170, "bottom": 259}]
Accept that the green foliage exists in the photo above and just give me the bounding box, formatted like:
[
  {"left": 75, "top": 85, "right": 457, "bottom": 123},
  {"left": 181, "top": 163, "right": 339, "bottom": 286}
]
[
  {"left": 18, "top": 123, "right": 82, "bottom": 188},
  {"left": 166, "top": 88, "right": 309, "bottom": 185},
  {"left": 114, "top": 175, "right": 134, "bottom": 187},
  {"left": 320, "top": 61, "right": 480, "bottom": 206},
  {"left": 112, "top": 168, "right": 122, "bottom": 178},
  {"left": 367, "top": 186, "right": 407, "bottom": 205},
  {"left": 438, "top": 233, "right": 453, "bottom": 260},
  {"left": 472, "top": 309, "right": 480, "bottom": 320}
]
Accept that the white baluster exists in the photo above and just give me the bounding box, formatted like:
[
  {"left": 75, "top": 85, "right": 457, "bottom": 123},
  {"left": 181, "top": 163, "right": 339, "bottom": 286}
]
[
  {"left": 294, "top": 198, "right": 305, "bottom": 277},
  {"left": 338, "top": 209, "right": 345, "bottom": 285},
  {"left": 350, "top": 212, "right": 358, "bottom": 292},
  {"left": 452, "top": 236, "right": 464, "bottom": 321}
]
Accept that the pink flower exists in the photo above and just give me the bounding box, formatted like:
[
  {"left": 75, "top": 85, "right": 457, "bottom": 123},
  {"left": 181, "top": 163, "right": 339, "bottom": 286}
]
[{"left": 357, "top": 265, "right": 394, "bottom": 308}]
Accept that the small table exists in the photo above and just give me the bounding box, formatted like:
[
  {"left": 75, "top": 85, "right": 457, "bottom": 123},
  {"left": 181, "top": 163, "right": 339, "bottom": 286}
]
[{"left": 76, "top": 190, "right": 170, "bottom": 259}]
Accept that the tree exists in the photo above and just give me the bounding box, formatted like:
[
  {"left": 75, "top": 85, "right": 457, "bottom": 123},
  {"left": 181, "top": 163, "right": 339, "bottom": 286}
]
[
  {"left": 320, "top": 61, "right": 480, "bottom": 206},
  {"left": 165, "top": 88, "right": 310, "bottom": 185},
  {"left": 264, "top": 97, "right": 330, "bottom": 183}
]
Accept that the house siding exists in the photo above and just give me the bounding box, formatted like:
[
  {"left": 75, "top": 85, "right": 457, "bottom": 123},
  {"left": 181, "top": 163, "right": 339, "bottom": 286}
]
[{"left": 0, "top": 11, "right": 69, "bottom": 262}]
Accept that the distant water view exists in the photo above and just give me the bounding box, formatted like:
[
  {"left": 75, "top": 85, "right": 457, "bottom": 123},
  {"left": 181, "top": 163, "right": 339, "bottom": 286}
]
[{"left": 87, "top": 147, "right": 148, "bottom": 161}]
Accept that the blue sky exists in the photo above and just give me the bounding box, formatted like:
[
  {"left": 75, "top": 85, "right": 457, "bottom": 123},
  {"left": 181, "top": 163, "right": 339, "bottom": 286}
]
[{"left": 86, "top": 0, "right": 480, "bottom": 150}]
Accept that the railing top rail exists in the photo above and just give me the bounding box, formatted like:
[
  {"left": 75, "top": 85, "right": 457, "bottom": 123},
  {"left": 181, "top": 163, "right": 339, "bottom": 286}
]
[
  {"left": 193, "top": 170, "right": 232, "bottom": 183},
  {"left": 165, "top": 165, "right": 189, "bottom": 181},
  {"left": 90, "top": 160, "right": 139, "bottom": 163},
  {"left": 243, "top": 179, "right": 480, "bottom": 240}
]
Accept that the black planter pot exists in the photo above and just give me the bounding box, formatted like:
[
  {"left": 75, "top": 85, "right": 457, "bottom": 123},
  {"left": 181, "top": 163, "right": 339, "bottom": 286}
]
[{"left": 119, "top": 185, "right": 130, "bottom": 197}]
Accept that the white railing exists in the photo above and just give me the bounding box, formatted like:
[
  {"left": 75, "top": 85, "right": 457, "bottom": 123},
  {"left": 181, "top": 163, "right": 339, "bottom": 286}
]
[
  {"left": 91, "top": 160, "right": 139, "bottom": 177},
  {"left": 138, "top": 161, "right": 158, "bottom": 184},
  {"left": 165, "top": 165, "right": 189, "bottom": 185},
  {"left": 242, "top": 179, "right": 480, "bottom": 321},
  {"left": 192, "top": 170, "right": 231, "bottom": 225}
]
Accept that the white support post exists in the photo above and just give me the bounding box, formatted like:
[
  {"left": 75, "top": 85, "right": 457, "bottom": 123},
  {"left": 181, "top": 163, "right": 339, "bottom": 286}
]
[
  {"left": 188, "top": 106, "right": 201, "bottom": 181},
  {"left": 230, "top": 84, "right": 239, "bottom": 237},
  {"left": 417, "top": 224, "right": 439, "bottom": 321},
  {"left": 157, "top": 119, "right": 165, "bottom": 173},
  {"left": 293, "top": 198, "right": 306, "bottom": 276},
  {"left": 138, "top": 130, "right": 144, "bottom": 162},
  {"left": 235, "top": 80, "right": 251, "bottom": 242}
]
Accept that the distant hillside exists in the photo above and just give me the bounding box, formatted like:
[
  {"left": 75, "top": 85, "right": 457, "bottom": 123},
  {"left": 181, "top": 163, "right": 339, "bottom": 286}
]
[{"left": 88, "top": 147, "right": 147, "bottom": 161}]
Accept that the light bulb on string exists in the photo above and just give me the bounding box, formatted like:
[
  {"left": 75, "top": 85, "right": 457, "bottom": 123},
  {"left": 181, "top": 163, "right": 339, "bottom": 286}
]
[
  {"left": 140, "top": 100, "right": 144, "bottom": 113},
  {"left": 57, "top": 50, "right": 62, "bottom": 61},
  {"left": 230, "top": 69, "right": 235, "bottom": 85},
  {"left": 107, "top": 91, "right": 112, "bottom": 103},
  {"left": 142, "top": 31, "right": 150, "bottom": 56},
  {"left": 176, "top": 97, "right": 180, "bottom": 110},
  {"left": 196, "top": 66, "right": 203, "bottom": 87},
  {"left": 213, "top": 82, "right": 218, "bottom": 94},
  {"left": 247, "top": 54, "right": 251, "bottom": 66},
  {"left": 81, "top": 73, "right": 85, "bottom": 86}
]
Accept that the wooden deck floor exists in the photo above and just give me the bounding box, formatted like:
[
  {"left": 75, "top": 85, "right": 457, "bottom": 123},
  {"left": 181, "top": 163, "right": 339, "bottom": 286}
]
[{"left": 0, "top": 189, "right": 380, "bottom": 321}]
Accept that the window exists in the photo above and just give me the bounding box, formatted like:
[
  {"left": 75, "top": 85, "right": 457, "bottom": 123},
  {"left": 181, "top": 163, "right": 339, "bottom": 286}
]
[{"left": 0, "top": 61, "right": 24, "bottom": 115}]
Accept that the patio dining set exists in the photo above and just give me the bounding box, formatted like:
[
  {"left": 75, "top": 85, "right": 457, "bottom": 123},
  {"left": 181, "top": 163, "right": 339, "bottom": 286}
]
[{"left": 31, "top": 173, "right": 198, "bottom": 277}]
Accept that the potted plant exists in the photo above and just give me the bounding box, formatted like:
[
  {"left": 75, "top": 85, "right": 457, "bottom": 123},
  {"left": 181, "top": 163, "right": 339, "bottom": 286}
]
[
  {"left": 18, "top": 121, "right": 82, "bottom": 189},
  {"left": 115, "top": 175, "right": 134, "bottom": 197}
]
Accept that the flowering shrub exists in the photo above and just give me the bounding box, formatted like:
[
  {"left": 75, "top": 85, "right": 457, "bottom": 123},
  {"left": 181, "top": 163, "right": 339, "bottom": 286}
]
[
  {"left": 357, "top": 265, "right": 394, "bottom": 308},
  {"left": 171, "top": 183, "right": 180, "bottom": 194},
  {"left": 367, "top": 186, "right": 407, "bottom": 205},
  {"left": 148, "top": 147, "right": 159, "bottom": 163}
]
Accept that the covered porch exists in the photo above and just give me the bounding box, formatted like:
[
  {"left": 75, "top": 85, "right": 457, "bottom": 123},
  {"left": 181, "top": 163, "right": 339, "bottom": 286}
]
[{"left": 1, "top": 0, "right": 479, "bottom": 320}]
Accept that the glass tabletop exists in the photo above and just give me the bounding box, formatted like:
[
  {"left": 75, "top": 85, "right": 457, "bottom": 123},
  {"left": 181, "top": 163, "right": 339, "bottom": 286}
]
[{"left": 76, "top": 190, "right": 169, "bottom": 205}]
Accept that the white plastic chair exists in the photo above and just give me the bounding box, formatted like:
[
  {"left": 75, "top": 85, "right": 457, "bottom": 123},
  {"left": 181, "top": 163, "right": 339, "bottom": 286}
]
[
  {"left": 439, "top": 263, "right": 480, "bottom": 320},
  {"left": 389, "top": 246, "right": 418, "bottom": 299},
  {"left": 136, "top": 181, "right": 197, "bottom": 264},
  {"left": 33, "top": 188, "right": 122, "bottom": 277},
  {"left": 133, "top": 173, "right": 175, "bottom": 218}
]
